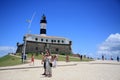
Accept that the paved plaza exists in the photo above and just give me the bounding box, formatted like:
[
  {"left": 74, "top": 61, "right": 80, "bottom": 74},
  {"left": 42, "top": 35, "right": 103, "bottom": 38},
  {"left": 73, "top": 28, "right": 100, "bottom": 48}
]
[{"left": 0, "top": 60, "right": 120, "bottom": 80}]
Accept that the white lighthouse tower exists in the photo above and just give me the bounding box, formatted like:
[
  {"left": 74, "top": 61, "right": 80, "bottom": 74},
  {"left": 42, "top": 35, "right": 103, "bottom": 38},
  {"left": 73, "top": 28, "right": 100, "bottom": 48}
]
[{"left": 40, "top": 14, "right": 47, "bottom": 36}]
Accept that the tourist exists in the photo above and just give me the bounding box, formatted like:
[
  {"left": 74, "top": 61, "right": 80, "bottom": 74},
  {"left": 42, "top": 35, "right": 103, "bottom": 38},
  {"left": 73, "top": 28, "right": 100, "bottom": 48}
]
[
  {"left": 102, "top": 55, "right": 104, "bottom": 60},
  {"left": 21, "top": 53, "right": 24, "bottom": 63},
  {"left": 41, "top": 54, "right": 46, "bottom": 75},
  {"left": 53, "top": 55, "right": 57, "bottom": 67},
  {"left": 80, "top": 55, "right": 82, "bottom": 61},
  {"left": 56, "top": 54, "right": 58, "bottom": 61},
  {"left": 24, "top": 54, "right": 27, "bottom": 60},
  {"left": 66, "top": 54, "right": 69, "bottom": 62},
  {"left": 111, "top": 56, "right": 113, "bottom": 60},
  {"left": 41, "top": 50, "right": 52, "bottom": 77},
  {"left": 46, "top": 51, "right": 52, "bottom": 77},
  {"left": 117, "top": 56, "right": 119, "bottom": 62},
  {"left": 31, "top": 54, "right": 34, "bottom": 65}
]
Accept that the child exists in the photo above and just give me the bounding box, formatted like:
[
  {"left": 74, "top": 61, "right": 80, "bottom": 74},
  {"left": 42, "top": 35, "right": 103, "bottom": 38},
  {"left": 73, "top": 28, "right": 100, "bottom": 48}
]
[
  {"left": 53, "top": 55, "right": 57, "bottom": 67},
  {"left": 31, "top": 54, "right": 34, "bottom": 65}
]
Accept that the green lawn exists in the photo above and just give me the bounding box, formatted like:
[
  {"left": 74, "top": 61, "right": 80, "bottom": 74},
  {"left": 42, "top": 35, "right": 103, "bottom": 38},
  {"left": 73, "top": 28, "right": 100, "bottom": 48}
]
[
  {"left": 19, "top": 53, "right": 93, "bottom": 62},
  {"left": 0, "top": 53, "right": 93, "bottom": 67},
  {"left": 0, "top": 55, "right": 22, "bottom": 67},
  {"left": 58, "top": 55, "right": 93, "bottom": 61}
]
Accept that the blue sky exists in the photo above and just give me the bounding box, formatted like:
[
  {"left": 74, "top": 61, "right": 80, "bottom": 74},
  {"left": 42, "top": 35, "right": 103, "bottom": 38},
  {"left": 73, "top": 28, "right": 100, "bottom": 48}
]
[{"left": 0, "top": 0, "right": 120, "bottom": 59}]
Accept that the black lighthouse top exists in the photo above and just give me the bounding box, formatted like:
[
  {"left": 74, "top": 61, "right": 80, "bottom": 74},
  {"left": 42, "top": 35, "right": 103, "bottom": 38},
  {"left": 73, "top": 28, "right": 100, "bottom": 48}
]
[{"left": 40, "top": 14, "right": 47, "bottom": 23}]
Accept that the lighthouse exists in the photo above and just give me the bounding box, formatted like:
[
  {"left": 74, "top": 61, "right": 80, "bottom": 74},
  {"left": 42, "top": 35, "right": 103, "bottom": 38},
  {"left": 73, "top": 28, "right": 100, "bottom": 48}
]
[
  {"left": 40, "top": 14, "right": 47, "bottom": 36},
  {"left": 16, "top": 14, "right": 72, "bottom": 55}
]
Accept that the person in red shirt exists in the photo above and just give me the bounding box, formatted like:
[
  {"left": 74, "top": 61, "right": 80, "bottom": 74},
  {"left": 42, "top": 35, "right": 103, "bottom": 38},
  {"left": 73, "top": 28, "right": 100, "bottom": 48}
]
[
  {"left": 31, "top": 54, "right": 34, "bottom": 65},
  {"left": 66, "top": 54, "right": 69, "bottom": 62}
]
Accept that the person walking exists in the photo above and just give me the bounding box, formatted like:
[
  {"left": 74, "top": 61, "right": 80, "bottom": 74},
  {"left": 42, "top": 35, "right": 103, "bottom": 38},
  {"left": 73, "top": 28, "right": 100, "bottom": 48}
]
[
  {"left": 31, "top": 54, "right": 34, "bottom": 65},
  {"left": 102, "top": 55, "right": 104, "bottom": 60},
  {"left": 21, "top": 53, "right": 24, "bottom": 63},
  {"left": 66, "top": 54, "right": 69, "bottom": 62}
]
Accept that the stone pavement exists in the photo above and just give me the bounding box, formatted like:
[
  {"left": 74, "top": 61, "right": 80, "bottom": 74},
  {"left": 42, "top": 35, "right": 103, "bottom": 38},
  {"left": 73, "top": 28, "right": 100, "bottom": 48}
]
[
  {"left": 0, "top": 59, "right": 77, "bottom": 71},
  {"left": 0, "top": 60, "right": 120, "bottom": 80}
]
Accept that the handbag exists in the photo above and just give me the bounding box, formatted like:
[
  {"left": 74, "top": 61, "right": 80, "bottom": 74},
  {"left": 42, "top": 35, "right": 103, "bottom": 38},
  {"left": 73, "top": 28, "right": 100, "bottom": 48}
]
[{"left": 49, "top": 63, "right": 52, "bottom": 67}]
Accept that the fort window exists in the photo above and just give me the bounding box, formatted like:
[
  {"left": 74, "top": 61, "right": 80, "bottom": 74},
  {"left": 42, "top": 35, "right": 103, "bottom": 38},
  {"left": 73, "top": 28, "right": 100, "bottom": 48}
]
[
  {"left": 58, "top": 40, "right": 60, "bottom": 43},
  {"left": 35, "top": 38, "right": 38, "bottom": 41},
  {"left": 62, "top": 40, "right": 64, "bottom": 43},
  {"left": 41, "top": 39, "right": 43, "bottom": 42},
  {"left": 51, "top": 40, "right": 53, "bottom": 43},
  {"left": 54, "top": 40, "right": 56, "bottom": 42},
  {"left": 46, "top": 39, "right": 48, "bottom": 42}
]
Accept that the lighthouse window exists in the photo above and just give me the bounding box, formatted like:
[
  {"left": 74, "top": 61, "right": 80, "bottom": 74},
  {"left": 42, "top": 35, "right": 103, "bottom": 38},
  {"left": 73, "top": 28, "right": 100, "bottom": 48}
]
[{"left": 41, "top": 39, "right": 43, "bottom": 42}]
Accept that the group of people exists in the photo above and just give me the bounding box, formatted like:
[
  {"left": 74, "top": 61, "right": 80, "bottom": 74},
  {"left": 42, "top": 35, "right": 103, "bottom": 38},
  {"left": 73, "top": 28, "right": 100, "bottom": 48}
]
[
  {"left": 22, "top": 50, "right": 71, "bottom": 77},
  {"left": 102, "top": 55, "right": 119, "bottom": 62},
  {"left": 21, "top": 53, "right": 27, "bottom": 63},
  {"left": 41, "top": 50, "right": 57, "bottom": 77}
]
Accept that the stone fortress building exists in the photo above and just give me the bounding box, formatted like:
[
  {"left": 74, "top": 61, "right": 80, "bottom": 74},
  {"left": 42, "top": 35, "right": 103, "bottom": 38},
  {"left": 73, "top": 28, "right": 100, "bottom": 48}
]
[{"left": 16, "top": 14, "right": 72, "bottom": 54}]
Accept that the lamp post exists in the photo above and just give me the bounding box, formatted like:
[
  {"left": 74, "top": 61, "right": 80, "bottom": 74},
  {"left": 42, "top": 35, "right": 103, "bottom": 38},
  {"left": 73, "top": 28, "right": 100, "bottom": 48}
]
[{"left": 23, "top": 36, "right": 26, "bottom": 63}]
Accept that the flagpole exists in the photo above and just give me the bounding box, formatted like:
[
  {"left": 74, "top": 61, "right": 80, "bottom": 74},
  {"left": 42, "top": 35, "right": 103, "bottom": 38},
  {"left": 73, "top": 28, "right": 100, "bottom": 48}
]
[
  {"left": 22, "top": 12, "right": 36, "bottom": 63},
  {"left": 27, "top": 12, "right": 36, "bottom": 34}
]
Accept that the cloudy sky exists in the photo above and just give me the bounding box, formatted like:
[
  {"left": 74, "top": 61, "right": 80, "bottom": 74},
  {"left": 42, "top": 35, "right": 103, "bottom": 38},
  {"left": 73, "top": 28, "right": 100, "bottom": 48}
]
[
  {"left": 97, "top": 33, "right": 120, "bottom": 59},
  {"left": 0, "top": 0, "right": 120, "bottom": 59}
]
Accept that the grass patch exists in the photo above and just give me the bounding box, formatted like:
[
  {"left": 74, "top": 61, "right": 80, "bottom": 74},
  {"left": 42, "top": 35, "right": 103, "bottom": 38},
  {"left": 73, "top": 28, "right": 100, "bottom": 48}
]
[
  {"left": 58, "top": 55, "right": 93, "bottom": 61},
  {"left": 0, "top": 53, "right": 93, "bottom": 67},
  {"left": 19, "top": 53, "right": 93, "bottom": 62},
  {"left": 0, "top": 55, "right": 22, "bottom": 67}
]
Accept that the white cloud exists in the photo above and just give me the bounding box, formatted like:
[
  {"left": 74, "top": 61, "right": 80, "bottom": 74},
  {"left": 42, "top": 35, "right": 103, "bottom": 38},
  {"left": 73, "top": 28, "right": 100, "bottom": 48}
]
[
  {"left": 97, "top": 33, "right": 120, "bottom": 57},
  {"left": 0, "top": 46, "right": 16, "bottom": 57}
]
